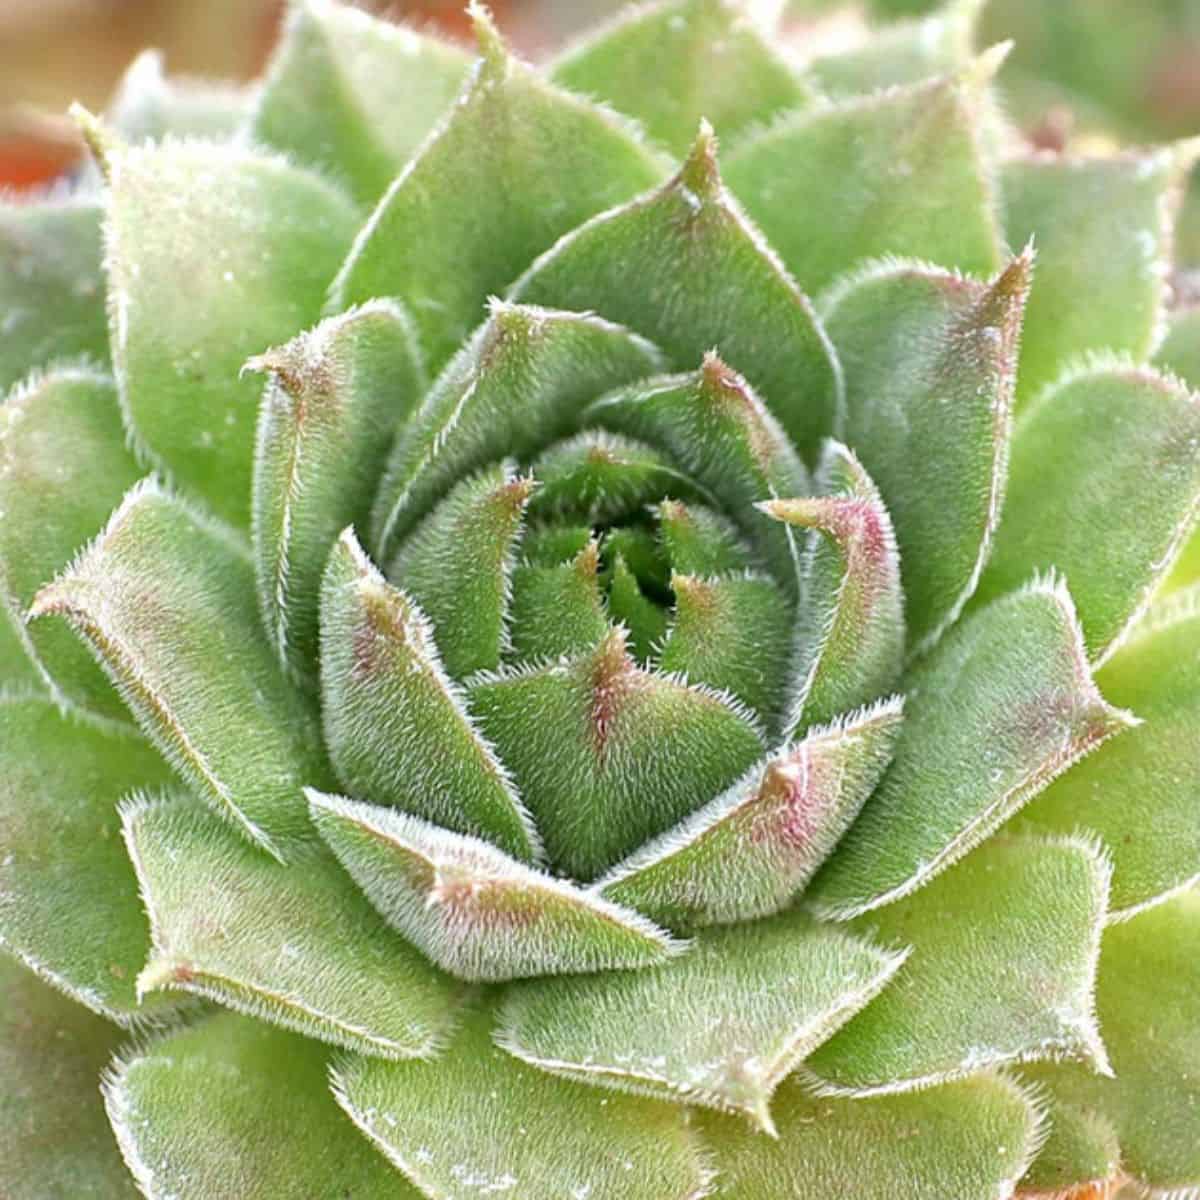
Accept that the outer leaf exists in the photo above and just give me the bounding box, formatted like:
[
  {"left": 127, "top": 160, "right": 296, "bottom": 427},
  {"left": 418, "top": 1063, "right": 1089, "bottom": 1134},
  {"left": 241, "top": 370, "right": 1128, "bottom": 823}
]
[
  {"left": 551, "top": 0, "right": 815, "bottom": 156},
  {"left": 333, "top": 1005, "right": 716, "bottom": 1200},
  {"left": 0, "top": 956, "right": 137, "bottom": 1199},
  {"left": 699, "top": 1073, "right": 1044, "bottom": 1200},
  {"left": 806, "top": 835, "right": 1112, "bottom": 1094},
  {"left": 508, "top": 540, "right": 609, "bottom": 663},
  {"left": 595, "top": 697, "right": 902, "bottom": 931},
  {"left": 821, "top": 251, "right": 1031, "bottom": 652},
  {"left": 975, "top": 362, "right": 1200, "bottom": 664},
  {"left": 103, "top": 1012, "right": 413, "bottom": 1199},
  {"left": 806, "top": 578, "right": 1133, "bottom": 919},
  {"left": 512, "top": 127, "right": 842, "bottom": 461},
  {"left": 0, "top": 367, "right": 141, "bottom": 722},
  {"left": 124, "top": 794, "right": 459, "bottom": 1059},
  {"left": 330, "top": 10, "right": 664, "bottom": 371},
  {"left": 100, "top": 133, "right": 360, "bottom": 527},
  {"left": 0, "top": 196, "right": 107, "bottom": 392},
  {"left": 309, "top": 791, "right": 684, "bottom": 982},
  {"left": 248, "top": 300, "right": 424, "bottom": 684},
  {"left": 252, "top": 0, "right": 469, "bottom": 206},
  {"left": 469, "top": 626, "right": 765, "bottom": 880},
  {"left": 1017, "top": 1088, "right": 1121, "bottom": 1199},
  {"left": 30, "top": 480, "right": 330, "bottom": 861},
  {"left": 0, "top": 695, "right": 173, "bottom": 1022},
  {"left": 320, "top": 529, "right": 539, "bottom": 862},
  {"left": 725, "top": 53, "right": 1004, "bottom": 295}
]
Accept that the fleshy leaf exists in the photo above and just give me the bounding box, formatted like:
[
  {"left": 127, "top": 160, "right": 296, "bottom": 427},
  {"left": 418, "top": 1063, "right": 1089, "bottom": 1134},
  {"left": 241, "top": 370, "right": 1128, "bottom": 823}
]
[
  {"left": 1017, "top": 585, "right": 1200, "bottom": 918},
  {"left": 371, "top": 302, "right": 664, "bottom": 564},
  {"left": 333, "top": 1005, "right": 716, "bottom": 1200},
  {"left": 499, "top": 908, "right": 904, "bottom": 1132},
  {"left": 0, "top": 695, "right": 173, "bottom": 1023},
  {"left": 821, "top": 251, "right": 1031, "bottom": 652},
  {"left": 319, "top": 529, "right": 538, "bottom": 863},
  {"left": 550, "top": 0, "right": 815, "bottom": 156},
  {"left": 252, "top": 0, "right": 469, "bottom": 206},
  {"left": 124, "top": 793, "right": 459, "bottom": 1059},
  {"left": 806, "top": 578, "right": 1133, "bottom": 919},
  {"left": 606, "top": 553, "right": 669, "bottom": 663},
  {"left": 309, "top": 791, "right": 684, "bottom": 982},
  {"left": 1, "top": 956, "right": 137, "bottom": 1199},
  {"left": 595, "top": 698, "right": 902, "bottom": 931},
  {"left": 0, "top": 196, "right": 107, "bottom": 392},
  {"left": 806, "top": 835, "right": 1112, "bottom": 1094},
  {"left": 103, "top": 1012, "right": 414, "bottom": 1199},
  {"left": 1156, "top": 305, "right": 1200, "bottom": 389},
  {"left": 657, "top": 498, "right": 758, "bottom": 575},
  {"left": 699, "top": 1073, "right": 1044, "bottom": 1200},
  {"left": 101, "top": 133, "right": 360, "bottom": 527},
  {"left": 30, "top": 480, "right": 330, "bottom": 861},
  {"left": 975, "top": 361, "right": 1200, "bottom": 664},
  {"left": 248, "top": 300, "right": 424, "bottom": 684},
  {"left": 1002, "top": 146, "right": 1198, "bottom": 404},
  {"left": 725, "top": 54, "right": 1004, "bottom": 296},
  {"left": 469, "top": 627, "right": 765, "bottom": 880},
  {"left": 329, "top": 10, "right": 664, "bottom": 371},
  {"left": 508, "top": 540, "right": 609, "bottom": 662},
  {"left": 388, "top": 462, "right": 534, "bottom": 678},
  {"left": 0, "top": 367, "right": 142, "bottom": 722},
  {"left": 764, "top": 440, "right": 904, "bottom": 738},
  {"left": 511, "top": 126, "right": 842, "bottom": 461},
  {"left": 1017, "top": 1086, "right": 1121, "bottom": 1199}
]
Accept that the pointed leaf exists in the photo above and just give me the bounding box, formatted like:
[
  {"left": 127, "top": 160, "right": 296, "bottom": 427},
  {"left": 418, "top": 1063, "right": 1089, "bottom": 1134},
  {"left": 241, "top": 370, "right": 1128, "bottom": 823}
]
[
  {"left": 248, "top": 300, "right": 424, "bottom": 684},
  {"left": 975, "top": 362, "right": 1200, "bottom": 664},
  {"left": 512, "top": 127, "right": 842, "bottom": 460},
  {"left": 499, "top": 908, "right": 903, "bottom": 1132},
  {"left": 252, "top": 0, "right": 469, "bottom": 205},
  {"left": 310, "top": 791, "right": 683, "bottom": 982},
  {"left": 520, "top": 522, "right": 592, "bottom": 566},
  {"left": 469, "top": 627, "right": 765, "bottom": 880},
  {"left": 821, "top": 251, "right": 1031, "bottom": 651},
  {"left": 602, "top": 524, "right": 672, "bottom": 595},
  {"left": 551, "top": 0, "right": 815, "bottom": 156},
  {"left": 0, "top": 695, "right": 173, "bottom": 1023},
  {"left": 320, "top": 529, "right": 538, "bottom": 862},
  {"left": 806, "top": 578, "right": 1133, "bottom": 918},
  {"left": 764, "top": 440, "right": 904, "bottom": 737},
  {"left": 1017, "top": 1087, "right": 1121, "bottom": 1199},
  {"left": 508, "top": 540, "right": 609, "bottom": 663},
  {"left": 29, "top": 480, "right": 330, "bottom": 861},
  {"left": 103, "top": 1012, "right": 414, "bottom": 1200},
  {"left": 595, "top": 698, "right": 901, "bottom": 931},
  {"left": 371, "top": 302, "right": 664, "bottom": 563},
  {"left": 330, "top": 11, "right": 664, "bottom": 370},
  {"left": 0, "top": 956, "right": 137, "bottom": 1200},
  {"left": 124, "top": 794, "right": 459, "bottom": 1059},
  {"left": 725, "top": 55, "right": 1004, "bottom": 295},
  {"left": 102, "top": 135, "right": 360, "bottom": 527},
  {"left": 0, "top": 367, "right": 142, "bottom": 722},
  {"left": 606, "top": 552, "right": 669, "bottom": 662},
  {"left": 657, "top": 498, "right": 757, "bottom": 575},
  {"left": 699, "top": 1073, "right": 1044, "bottom": 1200}
]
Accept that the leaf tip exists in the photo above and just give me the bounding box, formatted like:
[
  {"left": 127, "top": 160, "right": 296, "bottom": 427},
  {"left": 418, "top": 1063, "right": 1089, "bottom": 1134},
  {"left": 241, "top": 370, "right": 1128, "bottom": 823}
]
[
  {"left": 69, "top": 102, "right": 121, "bottom": 179},
  {"left": 678, "top": 119, "right": 722, "bottom": 200}
]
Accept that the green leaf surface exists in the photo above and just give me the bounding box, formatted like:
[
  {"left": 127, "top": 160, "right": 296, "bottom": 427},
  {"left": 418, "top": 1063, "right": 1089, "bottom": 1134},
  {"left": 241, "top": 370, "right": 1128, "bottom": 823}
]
[
  {"left": 102, "top": 134, "right": 360, "bottom": 527},
  {"left": 330, "top": 11, "right": 664, "bottom": 371},
  {"left": 657, "top": 498, "right": 758, "bottom": 575},
  {"left": 606, "top": 553, "right": 668, "bottom": 662},
  {"left": 551, "top": 0, "right": 815, "bottom": 156},
  {"left": 469, "top": 627, "right": 765, "bottom": 880},
  {"left": 103, "top": 1011, "right": 414, "bottom": 1199},
  {"left": 320, "top": 528, "right": 539, "bottom": 862},
  {"left": 31, "top": 481, "right": 330, "bottom": 860},
  {"left": 0, "top": 196, "right": 108, "bottom": 392},
  {"left": 333, "top": 1004, "right": 716, "bottom": 1200},
  {"left": 725, "top": 54, "right": 1003, "bottom": 296},
  {"left": 975, "top": 362, "right": 1200, "bottom": 664},
  {"left": 310, "top": 791, "right": 683, "bottom": 982},
  {"left": 512, "top": 127, "right": 842, "bottom": 461},
  {"left": 821, "top": 252, "right": 1031, "bottom": 652},
  {"left": 699, "top": 1073, "right": 1043, "bottom": 1200},
  {"left": 0, "top": 955, "right": 137, "bottom": 1199},
  {"left": 1156, "top": 305, "right": 1200, "bottom": 389},
  {"left": 807, "top": 578, "right": 1133, "bottom": 918},
  {"left": 0, "top": 367, "right": 142, "bottom": 722},
  {"left": 252, "top": 0, "right": 469, "bottom": 206},
  {"left": 124, "top": 794, "right": 459, "bottom": 1059},
  {"left": 1016, "top": 1086, "right": 1120, "bottom": 1198},
  {"left": 248, "top": 300, "right": 424, "bottom": 684},
  {"left": 508, "top": 540, "right": 609, "bottom": 663}
]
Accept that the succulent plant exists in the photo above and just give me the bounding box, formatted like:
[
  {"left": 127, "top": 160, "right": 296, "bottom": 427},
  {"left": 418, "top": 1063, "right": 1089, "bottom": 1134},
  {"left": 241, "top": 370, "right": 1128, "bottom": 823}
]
[{"left": 3, "top": 1, "right": 1200, "bottom": 1197}]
